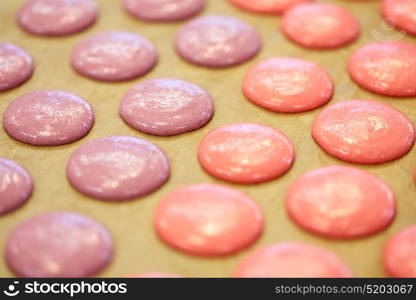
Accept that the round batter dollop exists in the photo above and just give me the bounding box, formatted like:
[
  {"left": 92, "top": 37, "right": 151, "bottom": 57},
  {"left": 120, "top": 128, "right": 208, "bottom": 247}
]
[
  {"left": 155, "top": 184, "right": 264, "bottom": 256},
  {"left": 174, "top": 15, "right": 262, "bottom": 67},
  {"left": 281, "top": 3, "right": 360, "bottom": 49},
  {"left": 3, "top": 90, "right": 94, "bottom": 146},
  {"left": 229, "top": 0, "right": 312, "bottom": 15},
  {"left": 383, "top": 225, "right": 416, "bottom": 278},
  {"left": 5, "top": 212, "right": 113, "bottom": 277},
  {"left": 120, "top": 78, "right": 214, "bottom": 136},
  {"left": 71, "top": 31, "right": 158, "bottom": 81},
  {"left": 123, "top": 0, "right": 204, "bottom": 22},
  {"left": 285, "top": 165, "right": 396, "bottom": 239},
  {"left": 234, "top": 242, "right": 352, "bottom": 277},
  {"left": 198, "top": 123, "right": 295, "bottom": 183},
  {"left": 348, "top": 42, "right": 416, "bottom": 97},
  {"left": 0, "top": 158, "right": 33, "bottom": 215},
  {"left": 66, "top": 136, "right": 170, "bottom": 201},
  {"left": 382, "top": 0, "right": 416, "bottom": 36},
  {"left": 17, "top": 0, "right": 98, "bottom": 36},
  {"left": 0, "top": 43, "right": 34, "bottom": 92},
  {"left": 312, "top": 100, "right": 415, "bottom": 164},
  {"left": 243, "top": 57, "right": 333, "bottom": 113}
]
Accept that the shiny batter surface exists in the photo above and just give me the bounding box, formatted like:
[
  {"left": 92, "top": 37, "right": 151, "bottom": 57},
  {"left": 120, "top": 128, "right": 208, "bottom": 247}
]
[
  {"left": 174, "top": 15, "right": 262, "bottom": 67},
  {"left": 120, "top": 78, "right": 214, "bottom": 136},
  {"left": 312, "top": 100, "right": 415, "bottom": 164},
  {"left": 234, "top": 242, "right": 352, "bottom": 277},
  {"left": 66, "top": 136, "right": 170, "bottom": 201},
  {"left": 3, "top": 90, "right": 94, "bottom": 146},
  {"left": 281, "top": 3, "right": 360, "bottom": 49},
  {"left": 5, "top": 212, "right": 113, "bottom": 277},
  {"left": 17, "top": 0, "right": 98, "bottom": 36},
  {"left": 382, "top": 0, "right": 416, "bottom": 36},
  {"left": 0, "top": 43, "right": 33, "bottom": 92},
  {"left": 348, "top": 42, "right": 416, "bottom": 97},
  {"left": 0, "top": 158, "right": 33, "bottom": 215},
  {"left": 198, "top": 123, "right": 295, "bottom": 183},
  {"left": 154, "top": 184, "right": 264, "bottom": 256},
  {"left": 71, "top": 31, "right": 158, "bottom": 82},
  {"left": 383, "top": 225, "right": 416, "bottom": 278},
  {"left": 229, "top": 0, "right": 311, "bottom": 14},
  {"left": 285, "top": 165, "right": 396, "bottom": 239},
  {"left": 123, "top": 0, "right": 205, "bottom": 22},
  {"left": 243, "top": 57, "right": 333, "bottom": 113}
]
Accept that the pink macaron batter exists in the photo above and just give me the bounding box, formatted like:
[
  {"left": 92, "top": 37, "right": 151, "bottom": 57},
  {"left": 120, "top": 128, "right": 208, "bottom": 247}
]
[
  {"left": 5, "top": 212, "right": 114, "bottom": 277},
  {"left": 0, "top": 158, "right": 33, "bottom": 215},
  {"left": 66, "top": 136, "right": 170, "bottom": 201},
  {"left": 3, "top": 90, "right": 94, "bottom": 146},
  {"left": 17, "top": 0, "right": 98, "bottom": 36},
  {"left": 120, "top": 78, "right": 214, "bottom": 136},
  {"left": 175, "top": 15, "right": 262, "bottom": 67},
  {"left": 0, "top": 43, "right": 34, "bottom": 92},
  {"left": 71, "top": 31, "right": 158, "bottom": 81},
  {"left": 123, "top": 0, "right": 205, "bottom": 22}
]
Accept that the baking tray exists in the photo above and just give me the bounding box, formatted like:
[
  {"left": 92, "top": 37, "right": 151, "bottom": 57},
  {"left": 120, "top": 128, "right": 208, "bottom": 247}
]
[{"left": 1, "top": 0, "right": 416, "bottom": 278}]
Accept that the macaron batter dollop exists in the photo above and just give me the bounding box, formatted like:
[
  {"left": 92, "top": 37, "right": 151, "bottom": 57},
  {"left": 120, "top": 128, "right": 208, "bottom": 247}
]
[
  {"left": 120, "top": 78, "right": 214, "bottom": 136},
  {"left": 229, "top": 0, "right": 312, "bottom": 15},
  {"left": 3, "top": 90, "right": 95, "bottom": 146},
  {"left": 198, "top": 123, "right": 295, "bottom": 183},
  {"left": 285, "top": 165, "right": 396, "bottom": 239},
  {"left": 234, "top": 242, "right": 352, "bottom": 278},
  {"left": 5, "top": 212, "right": 113, "bottom": 278},
  {"left": 123, "top": 0, "right": 205, "bottom": 22},
  {"left": 382, "top": 0, "right": 416, "bottom": 36},
  {"left": 312, "top": 100, "right": 415, "bottom": 164},
  {"left": 17, "top": 0, "right": 98, "bottom": 36},
  {"left": 66, "top": 136, "right": 170, "bottom": 201},
  {"left": 0, "top": 43, "right": 34, "bottom": 92},
  {"left": 174, "top": 15, "right": 262, "bottom": 67},
  {"left": 243, "top": 57, "right": 333, "bottom": 113},
  {"left": 0, "top": 158, "right": 33, "bottom": 215},
  {"left": 383, "top": 225, "right": 416, "bottom": 278},
  {"left": 348, "top": 42, "right": 416, "bottom": 97},
  {"left": 155, "top": 184, "right": 264, "bottom": 256},
  {"left": 281, "top": 3, "right": 360, "bottom": 49},
  {"left": 71, "top": 31, "right": 158, "bottom": 82}
]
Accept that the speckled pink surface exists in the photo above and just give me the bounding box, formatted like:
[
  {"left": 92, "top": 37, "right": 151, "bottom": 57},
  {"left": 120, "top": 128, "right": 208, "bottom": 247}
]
[
  {"left": 285, "top": 165, "right": 396, "bottom": 239},
  {"left": 281, "top": 3, "right": 360, "bottom": 49},
  {"left": 234, "top": 242, "right": 353, "bottom": 278},
  {"left": 5, "top": 212, "right": 113, "bottom": 278},
  {"left": 123, "top": 0, "right": 205, "bottom": 22},
  {"left": 17, "top": 0, "right": 98, "bottom": 36},
  {"left": 155, "top": 184, "right": 264, "bottom": 256},
  {"left": 175, "top": 15, "right": 262, "bottom": 67},
  {"left": 383, "top": 225, "right": 416, "bottom": 277},
  {"left": 198, "top": 123, "right": 295, "bottom": 183},
  {"left": 120, "top": 78, "right": 214, "bottom": 136},
  {"left": 71, "top": 31, "right": 158, "bottom": 82},
  {"left": 3, "top": 90, "right": 94, "bottom": 146},
  {"left": 243, "top": 57, "right": 333, "bottom": 113},
  {"left": 0, "top": 42, "right": 33, "bottom": 92},
  {"left": 312, "top": 100, "right": 416, "bottom": 164},
  {"left": 382, "top": 0, "right": 416, "bottom": 36},
  {"left": 229, "top": 0, "right": 312, "bottom": 15},
  {"left": 348, "top": 42, "right": 416, "bottom": 97},
  {"left": 0, "top": 158, "right": 33, "bottom": 215},
  {"left": 66, "top": 136, "right": 170, "bottom": 201}
]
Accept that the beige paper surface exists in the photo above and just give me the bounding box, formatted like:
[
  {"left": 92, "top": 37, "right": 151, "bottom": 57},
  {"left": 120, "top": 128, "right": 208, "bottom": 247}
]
[{"left": 0, "top": 0, "right": 415, "bottom": 277}]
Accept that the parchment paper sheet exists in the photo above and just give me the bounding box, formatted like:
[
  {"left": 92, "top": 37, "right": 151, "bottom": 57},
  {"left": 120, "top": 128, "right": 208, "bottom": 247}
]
[{"left": 0, "top": 0, "right": 415, "bottom": 277}]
